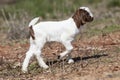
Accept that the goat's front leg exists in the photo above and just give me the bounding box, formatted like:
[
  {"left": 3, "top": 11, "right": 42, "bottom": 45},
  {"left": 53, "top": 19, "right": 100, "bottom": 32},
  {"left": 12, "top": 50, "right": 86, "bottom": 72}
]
[
  {"left": 58, "top": 41, "right": 74, "bottom": 63},
  {"left": 67, "top": 53, "right": 74, "bottom": 64}
]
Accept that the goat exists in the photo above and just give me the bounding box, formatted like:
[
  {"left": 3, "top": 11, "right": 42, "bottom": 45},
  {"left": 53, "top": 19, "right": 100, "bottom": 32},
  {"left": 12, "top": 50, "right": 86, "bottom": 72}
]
[{"left": 22, "top": 7, "right": 93, "bottom": 72}]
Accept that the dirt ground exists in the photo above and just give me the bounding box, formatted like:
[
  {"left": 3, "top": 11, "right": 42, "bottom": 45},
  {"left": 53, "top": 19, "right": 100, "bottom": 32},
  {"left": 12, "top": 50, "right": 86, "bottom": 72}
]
[{"left": 0, "top": 31, "right": 120, "bottom": 80}]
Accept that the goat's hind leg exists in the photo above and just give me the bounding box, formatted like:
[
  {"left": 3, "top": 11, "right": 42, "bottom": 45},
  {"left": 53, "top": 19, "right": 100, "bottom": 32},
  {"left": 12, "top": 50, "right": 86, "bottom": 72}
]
[
  {"left": 34, "top": 39, "right": 49, "bottom": 69},
  {"left": 22, "top": 45, "right": 34, "bottom": 73},
  {"left": 35, "top": 52, "right": 49, "bottom": 69}
]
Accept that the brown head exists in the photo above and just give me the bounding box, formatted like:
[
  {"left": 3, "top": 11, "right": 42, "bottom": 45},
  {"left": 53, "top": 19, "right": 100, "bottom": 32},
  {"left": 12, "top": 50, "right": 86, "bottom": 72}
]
[{"left": 72, "top": 7, "right": 94, "bottom": 29}]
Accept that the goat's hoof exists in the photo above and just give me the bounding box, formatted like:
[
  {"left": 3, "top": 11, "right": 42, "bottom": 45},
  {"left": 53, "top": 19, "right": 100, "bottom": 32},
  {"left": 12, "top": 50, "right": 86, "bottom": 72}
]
[
  {"left": 22, "top": 69, "right": 28, "bottom": 73},
  {"left": 68, "top": 59, "right": 74, "bottom": 64},
  {"left": 42, "top": 65, "right": 49, "bottom": 69}
]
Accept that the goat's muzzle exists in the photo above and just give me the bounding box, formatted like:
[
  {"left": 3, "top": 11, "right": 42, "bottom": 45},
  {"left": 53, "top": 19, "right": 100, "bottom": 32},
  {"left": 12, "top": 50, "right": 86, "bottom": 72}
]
[
  {"left": 85, "top": 16, "right": 94, "bottom": 22},
  {"left": 90, "top": 17, "right": 94, "bottom": 22}
]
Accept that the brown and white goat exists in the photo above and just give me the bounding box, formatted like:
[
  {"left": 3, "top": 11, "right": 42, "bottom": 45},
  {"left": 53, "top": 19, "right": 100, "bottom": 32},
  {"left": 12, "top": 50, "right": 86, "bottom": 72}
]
[{"left": 22, "top": 7, "right": 93, "bottom": 72}]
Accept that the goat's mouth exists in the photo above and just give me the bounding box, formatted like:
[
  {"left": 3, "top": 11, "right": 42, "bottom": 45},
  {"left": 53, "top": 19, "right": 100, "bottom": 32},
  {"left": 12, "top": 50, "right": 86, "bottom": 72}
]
[
  {"left": 90, "top": 17, "right": 94, "bottom": 21},
  {"left": 87, "top": 17, "right": 94, "bottom": 22},
  {"left": 81, "top": 17, "right": 93, "bottom": 25}
]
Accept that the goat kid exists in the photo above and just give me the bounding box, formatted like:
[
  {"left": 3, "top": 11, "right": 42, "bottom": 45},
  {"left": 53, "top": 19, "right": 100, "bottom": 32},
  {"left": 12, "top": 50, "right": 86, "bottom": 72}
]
[{"left": 22, "top": 7, "right": 93, "bottom": 72}]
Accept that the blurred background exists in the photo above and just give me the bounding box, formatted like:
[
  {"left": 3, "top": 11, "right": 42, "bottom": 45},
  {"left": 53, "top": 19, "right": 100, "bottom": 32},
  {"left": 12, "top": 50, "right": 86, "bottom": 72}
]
[
  {"left": 0, "top": 1, "right": 120, "bottom": 79},
  {"left": 0, "top": 0, "right": 120, "bottom": 41}
]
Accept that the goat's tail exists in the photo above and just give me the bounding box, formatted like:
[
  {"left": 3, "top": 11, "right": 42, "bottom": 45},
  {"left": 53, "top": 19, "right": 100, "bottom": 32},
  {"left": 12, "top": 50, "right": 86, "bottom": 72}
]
[
  {"left": 28, "top": 17, "right": 40, "bottom": 40},
  {"left": 28, "top": 17, "right": 40, "bottom": 27}
]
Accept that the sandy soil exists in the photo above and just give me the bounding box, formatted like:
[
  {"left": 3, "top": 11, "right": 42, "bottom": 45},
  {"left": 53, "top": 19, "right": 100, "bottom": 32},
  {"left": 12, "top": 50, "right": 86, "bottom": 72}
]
[{"left": 0, "top": 32, "right": 120, "bottom": 80}]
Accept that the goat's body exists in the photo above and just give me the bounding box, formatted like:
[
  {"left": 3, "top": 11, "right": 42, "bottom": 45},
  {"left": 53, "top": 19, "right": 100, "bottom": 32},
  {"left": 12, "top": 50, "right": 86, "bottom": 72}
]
[
  {"left": 33, "top": 18, "right": 79, "bottom": 42},
  {"left": 22, "top": 18, "right": 79, "bottom": 72}
]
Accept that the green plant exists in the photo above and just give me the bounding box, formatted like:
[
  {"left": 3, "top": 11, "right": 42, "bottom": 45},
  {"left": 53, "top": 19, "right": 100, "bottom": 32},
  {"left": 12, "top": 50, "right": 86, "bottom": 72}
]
[
  {"left": 85, "top": 25, "right": 120, "bottom": 37},
  {"left": 3, "top": 0, "right": 102, "bottom": 19},
  {"left": 108, "top": 0, "right": 120, "bottom": 7}
]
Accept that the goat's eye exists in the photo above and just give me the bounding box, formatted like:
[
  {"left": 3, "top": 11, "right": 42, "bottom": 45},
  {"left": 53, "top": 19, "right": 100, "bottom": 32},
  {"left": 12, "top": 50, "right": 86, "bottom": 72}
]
[{"left": 86, "top": 12, "right": 89, "bottom": 16}]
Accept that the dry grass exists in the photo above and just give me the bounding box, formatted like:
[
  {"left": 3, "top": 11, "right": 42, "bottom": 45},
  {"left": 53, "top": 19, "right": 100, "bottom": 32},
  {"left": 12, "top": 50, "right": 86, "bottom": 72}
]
[{"left": 1, "top": 9, "right": 31, "bottom": 40}]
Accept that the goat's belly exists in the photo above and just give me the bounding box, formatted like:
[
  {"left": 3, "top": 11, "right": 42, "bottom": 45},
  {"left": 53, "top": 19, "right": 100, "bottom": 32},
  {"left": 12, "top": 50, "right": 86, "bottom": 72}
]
[{"left": 46, "top": 35, "right": 61, "bottom": 42}]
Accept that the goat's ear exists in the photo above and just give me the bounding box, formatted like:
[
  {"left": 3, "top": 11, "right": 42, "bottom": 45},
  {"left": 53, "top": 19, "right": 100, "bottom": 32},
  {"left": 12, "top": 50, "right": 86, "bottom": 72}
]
[{"left": 79, "top": 9, "right": 88, "bottom": 16}]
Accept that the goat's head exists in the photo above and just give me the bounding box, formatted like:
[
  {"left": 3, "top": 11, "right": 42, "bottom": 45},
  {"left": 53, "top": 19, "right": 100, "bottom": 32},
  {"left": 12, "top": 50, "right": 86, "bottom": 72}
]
[
  {"left": 80, "top": 7, "right": 93, "bottom": 22},
  {"left": 72, "top": 7, "right": 94, "bottom": 28}
]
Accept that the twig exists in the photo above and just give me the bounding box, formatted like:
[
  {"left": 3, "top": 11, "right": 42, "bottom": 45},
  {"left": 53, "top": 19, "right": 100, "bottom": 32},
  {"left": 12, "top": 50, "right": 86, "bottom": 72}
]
[{"left": 1, "top": 9, "right": 10, "bottom": 27}]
